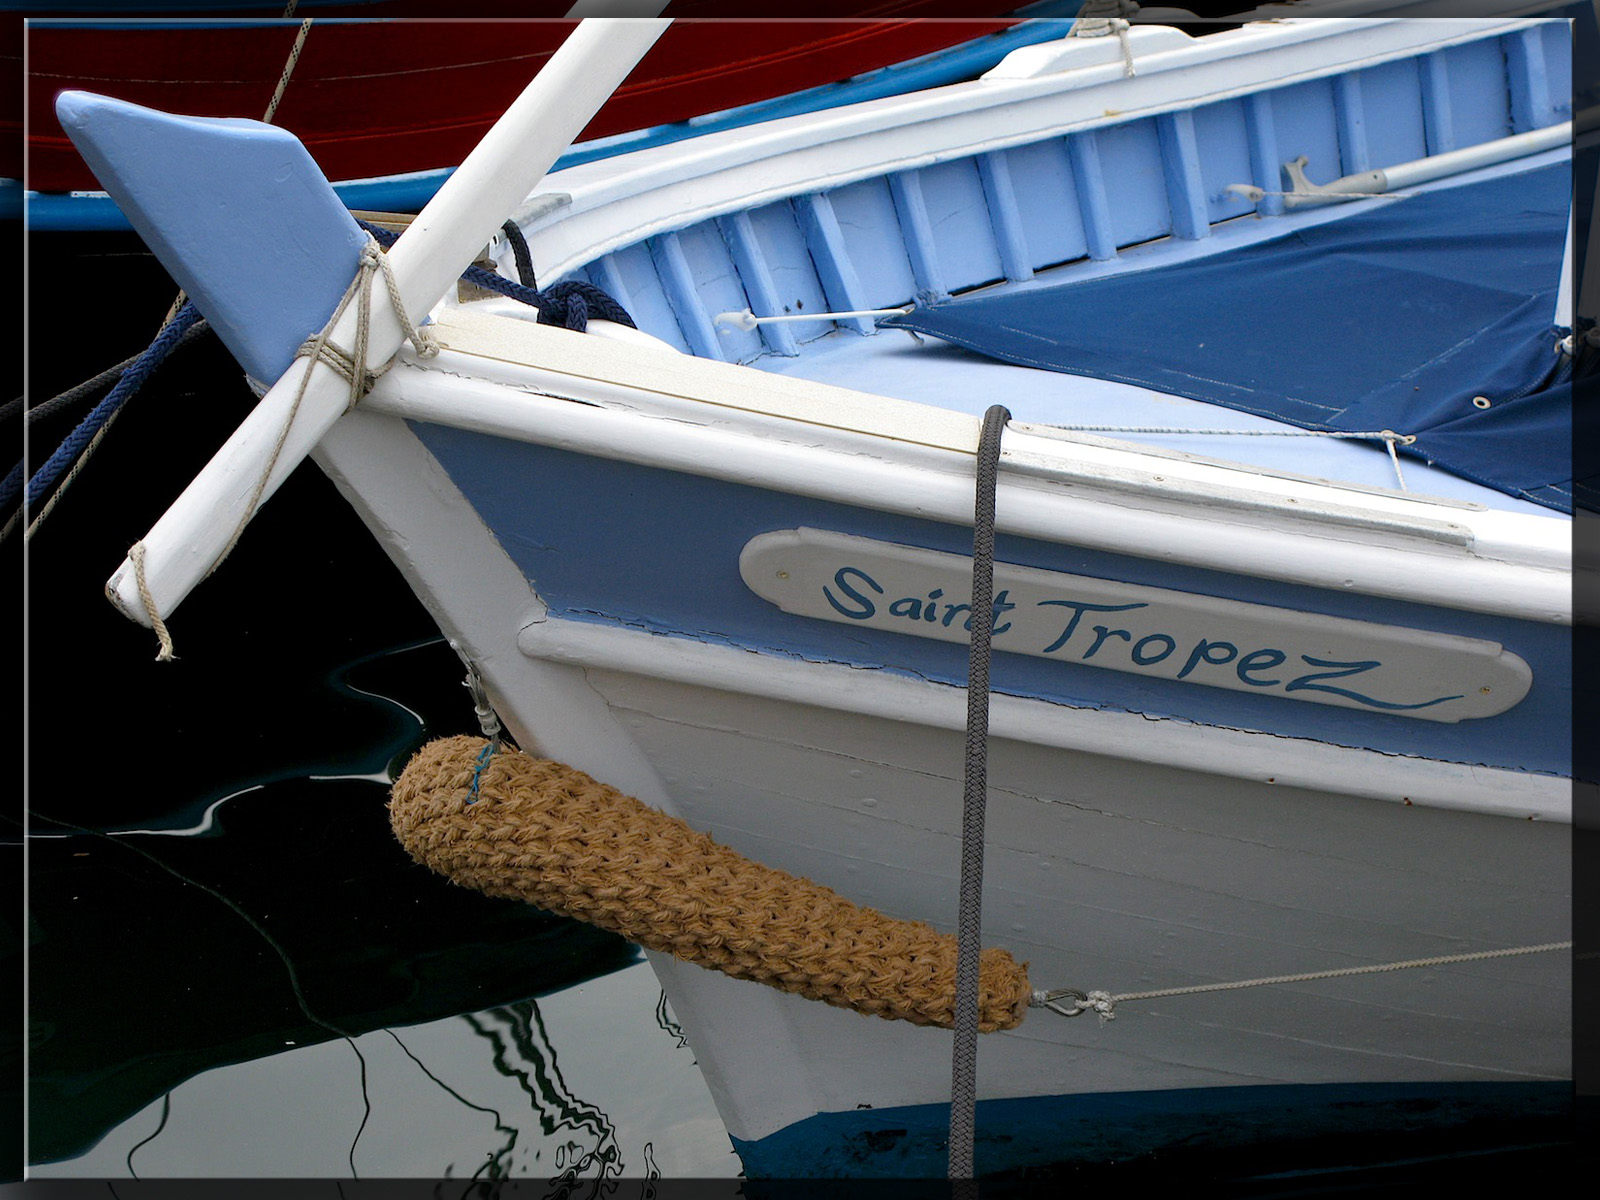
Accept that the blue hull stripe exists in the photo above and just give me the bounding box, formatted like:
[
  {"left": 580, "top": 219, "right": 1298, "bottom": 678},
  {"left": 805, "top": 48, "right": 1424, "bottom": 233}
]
[
  {"left": 728, "top": 1079, "right": 1573, "bottom": 1178},
  {"left": 409, "top": 425, "right": 1571, "bottom": 776}
]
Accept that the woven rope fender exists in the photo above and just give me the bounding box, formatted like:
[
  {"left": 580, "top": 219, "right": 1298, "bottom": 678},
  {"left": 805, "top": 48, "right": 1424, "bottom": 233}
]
[{"left": 390, "top": 735, "right": 1032, "bottom": 1031}]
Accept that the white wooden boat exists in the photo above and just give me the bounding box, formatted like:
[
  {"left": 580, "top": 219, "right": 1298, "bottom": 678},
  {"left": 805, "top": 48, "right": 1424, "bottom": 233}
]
[{"left": 53, "top": 11, "right": 1577, "bottom": 1177}]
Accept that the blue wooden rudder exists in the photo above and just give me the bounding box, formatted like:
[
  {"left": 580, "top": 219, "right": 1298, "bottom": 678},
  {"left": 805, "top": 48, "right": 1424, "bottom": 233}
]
[{"left": 55, "top": 91, "right": 369, "bottom": 384}]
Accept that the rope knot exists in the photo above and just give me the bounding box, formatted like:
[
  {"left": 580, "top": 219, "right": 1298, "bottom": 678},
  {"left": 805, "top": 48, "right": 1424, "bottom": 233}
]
[
  {"left": 1082, "top": 989, "right": 1116, "bottom": 1022},
  {"left": 534, "top": 280, "right": 636, "bottom": 333}
]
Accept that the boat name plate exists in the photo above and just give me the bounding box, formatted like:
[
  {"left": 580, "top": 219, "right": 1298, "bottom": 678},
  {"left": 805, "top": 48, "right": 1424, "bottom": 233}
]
[{"left": 738, "top": 528, "right": 1532, "bottom": 723}]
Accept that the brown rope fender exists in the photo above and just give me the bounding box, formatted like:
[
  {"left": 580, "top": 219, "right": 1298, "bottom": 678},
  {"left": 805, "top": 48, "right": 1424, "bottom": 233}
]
[{"left": 390, "top": 734, "right": 1032, "bottom": 1031}]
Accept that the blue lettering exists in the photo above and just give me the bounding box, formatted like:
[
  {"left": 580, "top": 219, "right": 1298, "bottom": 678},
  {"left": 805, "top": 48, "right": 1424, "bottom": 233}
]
[
  {"left": 992, "top": 589, "right": 1016, "bottom": 636},
  {"left": 824, "top": 567, "right": 882, "bottom": 620},
  {"left": 889, "top": 596, "right": 925, "bottom": 620},
  {"left": 1084, "top": 625, "right": 1132, "bottom": 659},
  {"left": 1287, "top": 656, "right": 1461, "bottom": 710},
  {"left": 1039, "top": 599, "right": 1148, "bottom": 654},
  {"left": 1132, "top": 634, "right": 1177, "bottom": 666},
  {"left": 1178, "top": 639, "right": 1238, "bottom": 680},
  {"left": 1235, "top": 648, "right": 1286, "bottom": 687}
]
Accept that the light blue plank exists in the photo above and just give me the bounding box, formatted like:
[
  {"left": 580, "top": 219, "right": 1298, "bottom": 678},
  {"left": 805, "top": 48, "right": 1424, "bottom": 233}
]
[
  {"left": 1157, "top": 110, "right": 1209, "bottom": 241},
  {"left": 1244, "top": 92, "right": 1285, "bottom": 217},
  {"left": 649, "top": 231, "right": 727, "bottom": 362},
  {"left": 977, "top": 152, "right": 1033, "bottom": 283},
  {"left": 1420, "top": 52, "right": 1456, "bottom": 154},
  {"left": 795, "top": 192, "right": 878, "bottom": 335},
  {"left": 888, "top": 170, "right": 949, "bottom": 301},
  {"left": 1333, "top": 73, "right": 1370, "bottom": 175},
  {"left": 718, "top": 211, "right": 800, "bottom": 359},
  {"left": 1066, "top": 130, "right": 1118, "bottom": 259}
]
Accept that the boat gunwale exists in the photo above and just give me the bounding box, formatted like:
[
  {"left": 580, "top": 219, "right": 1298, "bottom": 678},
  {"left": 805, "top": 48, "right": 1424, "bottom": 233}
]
[
  {"left": 360, "top": 318, "right": 1574, "bottom": 626},
  {"left": 515, "top": 15, "right": 1569, "bottom": 284}
]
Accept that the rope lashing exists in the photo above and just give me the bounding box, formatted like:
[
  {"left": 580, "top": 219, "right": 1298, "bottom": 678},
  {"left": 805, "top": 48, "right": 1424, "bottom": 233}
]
[
  {"left": 1069, "top": 0, "right": 1139, "bottom": 77},
  {"left": 389, "top": 734, "right": 1034, "bottom": 1032},
  {"left": 123, "top": 231, "right": 437, "bottom": 659},
  {"left": 208, "top": 232, "right": 437, "bottom": 574},
  {"left": 294, "top": 235, "right": 440, "bottom": 415},
  {"left": 128, "top": 540, "right": 177, "bottom": 663},
  {"left": 1030, "top": 940, "right": 1574, "bottom": 1023}
]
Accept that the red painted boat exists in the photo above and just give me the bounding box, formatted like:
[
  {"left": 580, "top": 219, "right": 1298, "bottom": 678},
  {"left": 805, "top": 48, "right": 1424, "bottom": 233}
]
[{"left": 15, "top": 6, "right": 1041, "bottom": 200}]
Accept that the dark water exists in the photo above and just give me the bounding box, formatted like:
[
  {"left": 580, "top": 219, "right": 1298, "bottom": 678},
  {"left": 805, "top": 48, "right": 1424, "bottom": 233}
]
[
  {"left": 21, "top": 231, "right": 739, "bottom": 1183},
  {"left": 20, "top": 230, "right": 1581, "bottom": 1190}
]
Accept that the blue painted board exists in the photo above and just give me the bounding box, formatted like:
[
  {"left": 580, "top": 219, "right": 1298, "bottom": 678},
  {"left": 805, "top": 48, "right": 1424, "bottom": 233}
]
[{"left": 54, "top": 91, "right": 366, "bottom": 384}]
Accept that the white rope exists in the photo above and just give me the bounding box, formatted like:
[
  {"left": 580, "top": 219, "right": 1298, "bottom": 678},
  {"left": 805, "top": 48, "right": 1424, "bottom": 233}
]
[
  {"left": 128, "top": 540, "right": 177, "bottom": 662},
  {"left": 1069, "top": 1, "right": 1139, "bottom": 77},
  {"left": 262, "top": 17, "right": 314, "bottom": 125},
  {"left": 1032, "top": 940, "right": 1572, "bottom": 1023},
  {"left": 714, "top": 305, "right": 913, "bottom": 331}
]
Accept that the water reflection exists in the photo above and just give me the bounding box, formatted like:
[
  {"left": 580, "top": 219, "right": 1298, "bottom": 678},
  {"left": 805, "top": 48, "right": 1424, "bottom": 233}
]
[
  {"left": 27, "top": 636, "right": 738, "bottom": 1182},
  {"left": 30, "top": 963, "right": 737, "bottom": 1181}
]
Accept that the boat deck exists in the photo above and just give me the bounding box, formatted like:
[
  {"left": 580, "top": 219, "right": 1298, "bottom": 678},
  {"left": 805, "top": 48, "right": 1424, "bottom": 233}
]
[{"left": 756, "top": 326, "right": 1551, "bottom": 516}]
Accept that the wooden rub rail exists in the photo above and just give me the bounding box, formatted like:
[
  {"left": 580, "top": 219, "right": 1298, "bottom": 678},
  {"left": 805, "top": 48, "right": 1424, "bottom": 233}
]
[{"left": 390, "top": 735, "right": 1032, "bottom": 1031}]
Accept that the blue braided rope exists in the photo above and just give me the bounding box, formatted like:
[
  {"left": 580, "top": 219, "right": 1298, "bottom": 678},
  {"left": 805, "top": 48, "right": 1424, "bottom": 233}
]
[
  {"left": 0, "top": 461, "right": 22, "bottom": 514},
  {"left": 356, "top": 217, "right": 635, "bottom": 332},
  {"left": 25, "top": 302, "right": 205, "bottom": 511}
]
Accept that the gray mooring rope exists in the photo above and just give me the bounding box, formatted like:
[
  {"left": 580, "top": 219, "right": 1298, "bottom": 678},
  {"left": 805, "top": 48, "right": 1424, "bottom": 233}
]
[{"left": 949, "top": 403, "right": 1011, "bottom": 1181}]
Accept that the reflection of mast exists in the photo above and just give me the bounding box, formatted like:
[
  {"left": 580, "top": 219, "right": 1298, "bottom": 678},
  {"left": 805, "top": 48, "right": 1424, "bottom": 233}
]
[
  {"left": 653, "top": 990, "right": 689, "bottom": 1053},
  {"left": 464, "top": 1000, "right": 622, "bottom": 1189}
]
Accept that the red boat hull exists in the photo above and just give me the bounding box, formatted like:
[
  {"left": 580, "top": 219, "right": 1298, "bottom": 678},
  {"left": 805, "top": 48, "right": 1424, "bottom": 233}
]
[{"left": 18, "top": 15, "right": 1018, "bottom": 194}]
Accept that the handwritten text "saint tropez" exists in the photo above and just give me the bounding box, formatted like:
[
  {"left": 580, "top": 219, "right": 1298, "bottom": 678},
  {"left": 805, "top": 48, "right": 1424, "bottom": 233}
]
[{"left": 821, "top": 565, "right": 1460, "bottom": 712}]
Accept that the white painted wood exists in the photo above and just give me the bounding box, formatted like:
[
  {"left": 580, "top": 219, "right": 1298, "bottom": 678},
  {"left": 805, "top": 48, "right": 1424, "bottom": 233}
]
[
  {"left": 515, "top": 614, "right": 1569, "bottom": 821},
  {"left": 981, "top": 25, "right": 1195, "bottom": 79},
  {"left": 104, "top": 18, "right": 671, "bottom": 628},
  {"left": 578, "top": 668, "right": 1570, "bottom": 1141}
]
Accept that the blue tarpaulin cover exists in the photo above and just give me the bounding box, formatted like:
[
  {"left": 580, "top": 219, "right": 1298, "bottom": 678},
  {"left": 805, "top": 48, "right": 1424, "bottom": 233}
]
[{"left": 883, "top": 161, "right": 1577, "bottom": 513}]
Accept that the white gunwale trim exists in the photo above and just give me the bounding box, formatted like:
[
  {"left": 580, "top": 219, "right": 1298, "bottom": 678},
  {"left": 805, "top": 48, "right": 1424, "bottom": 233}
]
[
  {"left": 515, "top": 614, "right": 1570, "bottom": 823},
  {"left": 424, "top": 305, "right": 1569, "bottom": 566},
  {"left": 364, "top": 327, "right": 1572, "bottom": 625}
]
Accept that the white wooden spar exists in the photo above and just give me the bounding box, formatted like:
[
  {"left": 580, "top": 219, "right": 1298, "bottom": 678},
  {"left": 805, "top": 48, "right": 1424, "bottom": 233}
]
[{"left": 102, "top": 17, "right": 671, "bottom": 629}]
